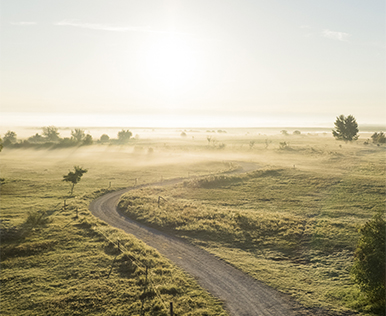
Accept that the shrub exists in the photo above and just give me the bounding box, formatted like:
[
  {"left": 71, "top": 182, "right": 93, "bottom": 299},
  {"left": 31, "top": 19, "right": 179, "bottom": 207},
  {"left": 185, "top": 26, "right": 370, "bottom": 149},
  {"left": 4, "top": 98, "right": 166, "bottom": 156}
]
[
  {"left": 371, "top": 132, "right": 386, "bottom": 144},
  {"left": 351, "top": 212, "right": 385, "bottom": 312}
]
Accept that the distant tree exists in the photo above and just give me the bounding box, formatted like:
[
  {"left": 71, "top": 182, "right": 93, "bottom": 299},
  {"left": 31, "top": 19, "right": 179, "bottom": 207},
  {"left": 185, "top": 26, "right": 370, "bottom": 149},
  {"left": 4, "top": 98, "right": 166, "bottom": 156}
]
[
  {"left": 82, "top": 134, "right": 93, "bottom": 145},
  {"left": 3, "top": 131, "right": 17, "bottom": 145},
  {"left": 207, "top": 136, "right": 212, "bottom": 145},
  {"left": 249, "top": 140, "right": 255, "bottom": 149},
  {"left": 332, "top": 115, "right": 359, "bottom": 142},
  {"left": 28, "top": 133, "right": 45, "bottom": 143},
  {"left": 43, "top": 126, "right": 60, "bottom": 142},
  {"left": 0, "top": 138, "right": 3, "bottom": 152},
  {"left": 351, "top": 212, "right": 385, "bottom": 311},
  {"left": 100, "top": 134, "right": 110, "bottom": 143},
  {"left": 117, "top": 129, "right": 132, "bottom": 143},
  {"left": 62, "top": 166, "right": 88, "bottom": 196},
  {"left": 293, "top": 130, "right": 301, "bottom": 135},
  {"left": 180, "top": 131, "right": 187, "bottom": 137},
  {"left": 71, "top": 129, "right": 85, "bottom": 143},
  {"left": 371, "top": 132, "right": 386, "bottom": 144}
]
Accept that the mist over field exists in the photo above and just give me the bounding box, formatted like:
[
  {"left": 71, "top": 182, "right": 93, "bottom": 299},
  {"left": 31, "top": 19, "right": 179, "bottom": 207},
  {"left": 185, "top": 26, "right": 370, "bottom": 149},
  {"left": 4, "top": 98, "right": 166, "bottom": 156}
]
[{"left": 1, "top": 0, "right": 385, "bottom": 315}]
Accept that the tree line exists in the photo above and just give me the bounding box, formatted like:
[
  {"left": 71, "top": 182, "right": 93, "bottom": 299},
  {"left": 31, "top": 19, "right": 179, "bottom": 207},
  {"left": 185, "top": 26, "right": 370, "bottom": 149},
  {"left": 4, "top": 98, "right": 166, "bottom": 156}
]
[{"left": 0, "top": 126, "right": 133, "bottom": 149}]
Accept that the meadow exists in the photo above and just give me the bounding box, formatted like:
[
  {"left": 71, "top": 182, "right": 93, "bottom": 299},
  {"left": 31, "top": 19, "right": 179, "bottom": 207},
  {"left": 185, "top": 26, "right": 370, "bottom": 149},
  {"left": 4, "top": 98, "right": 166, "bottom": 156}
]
[{"left": 1, "top": 128, "right": 385, "bottom": 315}]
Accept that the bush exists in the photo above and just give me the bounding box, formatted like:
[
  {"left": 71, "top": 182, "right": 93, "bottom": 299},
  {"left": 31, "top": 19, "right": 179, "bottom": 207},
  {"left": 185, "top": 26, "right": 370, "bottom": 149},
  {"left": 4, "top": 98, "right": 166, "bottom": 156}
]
[
  {"left": 23, "top": 211, "right": 52, "bottom": 229},
  {"left": 371, "top": 132, "right": 386, "bottom": 144},
  {"left": 351, "top": 212, "right": 385, "bottom": 312}
]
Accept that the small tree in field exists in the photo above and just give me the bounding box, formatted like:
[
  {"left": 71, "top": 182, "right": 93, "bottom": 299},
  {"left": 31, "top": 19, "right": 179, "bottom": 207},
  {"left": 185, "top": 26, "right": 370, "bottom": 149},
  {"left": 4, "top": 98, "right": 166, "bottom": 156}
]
[
  {"left": 332, "top": 115, "right": 359, "bottom": 142},
  {"left": 71, "top": 128, "right": 85, "bottom": 143},
  {"left": 43, "top": 126, "right": 60, "bottom": 142},
  {"left": 351, "top": 212, "right": 385, "bottom": 312},
  {"left": 63, "top": 166, "right": 88, "bottom": 196},
  {"left": 371, "top": 132, "right": 386, "bottom": 144},
  {"left": 100, "top": 134, "right": 110, "bottom": 143},
  {"left": 82, "top": 134, "right": 93, "bottom": 145},
  {"left": 3, "top": 131, "right": 17, "bottom": 145},
  {"left": 117, "top": 130, "right": 132, "bottom": 143}
]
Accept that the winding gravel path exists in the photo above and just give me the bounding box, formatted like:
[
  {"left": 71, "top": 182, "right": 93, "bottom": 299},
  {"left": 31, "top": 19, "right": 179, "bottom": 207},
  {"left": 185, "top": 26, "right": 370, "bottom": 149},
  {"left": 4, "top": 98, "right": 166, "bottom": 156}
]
[{"left": 89, "top": 162, "right": 305, "bottom": 316}]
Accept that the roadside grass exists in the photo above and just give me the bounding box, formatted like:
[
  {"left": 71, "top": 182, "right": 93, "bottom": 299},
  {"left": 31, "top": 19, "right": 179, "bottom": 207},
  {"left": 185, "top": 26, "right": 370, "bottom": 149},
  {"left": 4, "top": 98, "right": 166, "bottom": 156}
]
[
  {"left": 118, "top": 141, "right": 386, "bottom": 315},
  {"left": 0, "top": 147, "right": 231, "bottom": 316}
]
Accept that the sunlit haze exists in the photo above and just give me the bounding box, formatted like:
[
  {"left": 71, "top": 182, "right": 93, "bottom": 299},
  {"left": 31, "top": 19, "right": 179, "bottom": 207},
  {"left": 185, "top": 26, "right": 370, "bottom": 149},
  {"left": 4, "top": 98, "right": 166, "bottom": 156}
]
[{"left": 1, "top": 0, "right": 385, "bottom": 128}]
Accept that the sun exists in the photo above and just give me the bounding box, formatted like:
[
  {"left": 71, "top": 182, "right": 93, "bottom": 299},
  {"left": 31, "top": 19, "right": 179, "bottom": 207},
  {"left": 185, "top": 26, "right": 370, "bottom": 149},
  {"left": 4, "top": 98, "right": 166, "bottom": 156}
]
[{"left": 142, "top": 35, "right": 198, "bottom": 95}]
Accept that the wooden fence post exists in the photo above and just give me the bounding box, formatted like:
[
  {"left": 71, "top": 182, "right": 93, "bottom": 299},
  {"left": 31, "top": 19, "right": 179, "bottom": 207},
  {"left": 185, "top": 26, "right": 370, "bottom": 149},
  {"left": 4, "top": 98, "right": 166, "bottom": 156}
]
[{"left": 170, "top": 302, "right": 173, "bottom": 316}]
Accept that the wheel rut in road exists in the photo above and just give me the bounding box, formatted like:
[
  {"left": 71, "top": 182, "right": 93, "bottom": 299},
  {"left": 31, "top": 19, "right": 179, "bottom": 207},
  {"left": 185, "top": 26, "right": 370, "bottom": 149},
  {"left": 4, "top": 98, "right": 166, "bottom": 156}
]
[{"left": 89, "top": 162, "right": 304, "bottom": 316}]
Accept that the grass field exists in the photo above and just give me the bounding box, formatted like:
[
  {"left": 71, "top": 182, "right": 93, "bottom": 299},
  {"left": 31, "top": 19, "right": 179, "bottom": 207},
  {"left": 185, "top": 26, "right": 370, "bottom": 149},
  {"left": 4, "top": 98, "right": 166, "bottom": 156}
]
[
  {"left": 117, "top": 132, "right": 385, "bottom": 315},
  {"left": 1, "top": 130, "right": 385, "bottom": 315},
  {"left": 0, "top": 145, "right": 232, "bottom": 316}
]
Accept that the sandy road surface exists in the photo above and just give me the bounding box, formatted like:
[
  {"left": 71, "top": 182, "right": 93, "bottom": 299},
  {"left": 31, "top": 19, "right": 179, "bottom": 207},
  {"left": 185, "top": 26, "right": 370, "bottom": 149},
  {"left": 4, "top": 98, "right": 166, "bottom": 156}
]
[{"left": 89, "top": 162, "right": 306, "bottom": 316}]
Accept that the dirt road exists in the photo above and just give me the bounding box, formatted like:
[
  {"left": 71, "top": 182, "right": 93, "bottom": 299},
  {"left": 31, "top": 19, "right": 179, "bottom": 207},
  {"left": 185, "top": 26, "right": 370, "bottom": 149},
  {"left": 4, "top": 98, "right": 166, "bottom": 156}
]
[{"left": 89, "top": 162, "right": 307, "bottom": 316}]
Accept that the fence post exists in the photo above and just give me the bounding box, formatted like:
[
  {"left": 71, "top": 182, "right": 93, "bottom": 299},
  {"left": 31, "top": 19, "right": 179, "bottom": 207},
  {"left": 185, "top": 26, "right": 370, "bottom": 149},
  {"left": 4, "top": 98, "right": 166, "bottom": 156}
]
[{"left": 170, "top": 302, "right": 173, "bottom": 316}]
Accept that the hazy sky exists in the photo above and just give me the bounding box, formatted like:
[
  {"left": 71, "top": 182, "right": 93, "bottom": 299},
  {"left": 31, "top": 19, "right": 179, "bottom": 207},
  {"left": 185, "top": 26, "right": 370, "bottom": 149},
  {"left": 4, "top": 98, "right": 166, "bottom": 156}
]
[{"left": 1, "top": 0, "right": 385, "bottom": 127}]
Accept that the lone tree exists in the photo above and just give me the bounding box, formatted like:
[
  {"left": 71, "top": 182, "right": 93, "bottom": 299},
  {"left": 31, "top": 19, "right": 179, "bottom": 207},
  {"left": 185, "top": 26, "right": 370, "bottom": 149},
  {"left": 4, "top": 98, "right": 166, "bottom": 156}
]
[
  {"left": 117, "top": 129, "right": 132, "bottom": 143},
  {"left": 100, "top": 134, "right": 110, "bottom": 143},
  {"left": 332, "top": 115, "right": 359, "bottom": 142},
  {"left": 351, "top": 212, "right": 385, "bottom": 311},
  {"left": 63, "top": 166, "right": 88, "bottom": 196},
  {"left": 371, "top": 132, "right": 386, "bottom": 144}
]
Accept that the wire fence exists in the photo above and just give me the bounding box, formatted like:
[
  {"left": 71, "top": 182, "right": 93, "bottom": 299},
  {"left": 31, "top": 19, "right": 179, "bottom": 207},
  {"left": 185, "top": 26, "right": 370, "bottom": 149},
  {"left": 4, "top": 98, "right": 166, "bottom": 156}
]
[{"left": 92, "top": 225, "right": 171, "bottom": 315}]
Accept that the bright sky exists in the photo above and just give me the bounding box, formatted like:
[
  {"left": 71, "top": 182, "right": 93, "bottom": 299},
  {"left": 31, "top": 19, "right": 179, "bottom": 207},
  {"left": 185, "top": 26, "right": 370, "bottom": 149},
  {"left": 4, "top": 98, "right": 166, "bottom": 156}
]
[{"left": 1, "top": 0, "right": 385, "bottom": 127}]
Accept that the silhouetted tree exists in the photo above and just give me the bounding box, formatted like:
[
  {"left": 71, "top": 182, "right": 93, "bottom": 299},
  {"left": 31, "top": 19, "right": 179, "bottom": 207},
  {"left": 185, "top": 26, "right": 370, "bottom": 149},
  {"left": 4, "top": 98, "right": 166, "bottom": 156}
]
[
  {"left": 371, "top": 132, "right": 386, "bottom": 144},
  {"left": 0, "top": 138, "right": 3, "bottom": 152},
  {"left": 351, "top": 212, "right": 385, "bottom": 312},
  {"left": 82, "top": 134, "right": 93, "bottom": 145},
  {"left": 100, "top": 134, "right": 110, "bottom": 143},
  {"left": 280, "top": 130, "right": 288, "bottom": 136},
  {"left": 117, "top": 129, "right": 132, "bottom": 143},
  {"left": 43, "top": 126, "right": 60, "bottom": 142},
  {"left": 62, "top": 166, "right": 88, "bottom": 196},
  {"left": 332, "top": 115, "right": 359, "bottom": 142},
  {"left": 28, "top": 133, "right": 45, "bottom": 143},
  {"left": 293, "top": 130, "right": 301, "bottom": 135},
  {"left": 71, "top": 128, "right": 85, "bottom": 143},
  {"left": 3, "top": 131, "right": 17, "bottom": 145},
  {"left": 181, "top": 131, "right": 187, "bottom": 137}
]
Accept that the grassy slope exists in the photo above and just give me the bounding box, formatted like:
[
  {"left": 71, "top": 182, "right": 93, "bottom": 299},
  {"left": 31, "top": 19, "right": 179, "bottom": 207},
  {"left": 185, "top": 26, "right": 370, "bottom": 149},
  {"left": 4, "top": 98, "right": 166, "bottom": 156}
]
[
  {"left": 118, "top": 139, "right": 386, "bottom": 315},
  {"left": 0, "top": 146, "right": 231, "bottom": 316}
]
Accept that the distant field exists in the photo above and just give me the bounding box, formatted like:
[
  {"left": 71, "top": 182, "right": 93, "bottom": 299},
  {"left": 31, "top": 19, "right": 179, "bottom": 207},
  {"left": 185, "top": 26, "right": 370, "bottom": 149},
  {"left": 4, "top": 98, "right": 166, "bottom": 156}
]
[{"left": 1, "top": 131, "right": 385, "bottom": 315}]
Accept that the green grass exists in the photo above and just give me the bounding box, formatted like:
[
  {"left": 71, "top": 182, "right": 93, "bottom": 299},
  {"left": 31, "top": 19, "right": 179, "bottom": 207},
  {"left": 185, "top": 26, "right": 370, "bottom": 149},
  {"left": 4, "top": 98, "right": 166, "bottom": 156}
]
[
  {"left": 1, "top": 135, "right": 385, "bottom": 315},
  {"left": 0, "top": 146, "right": 232, "bottom": 316},
  {"left": 117, "top": 139, "right": 386, "bottom": 315}
]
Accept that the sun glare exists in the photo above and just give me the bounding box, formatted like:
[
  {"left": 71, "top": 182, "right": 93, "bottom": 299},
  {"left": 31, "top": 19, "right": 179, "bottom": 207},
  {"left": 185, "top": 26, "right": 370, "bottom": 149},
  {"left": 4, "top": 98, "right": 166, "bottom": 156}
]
[{"left": 142, "top": 35, "right": 198, "bottom": 95}]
